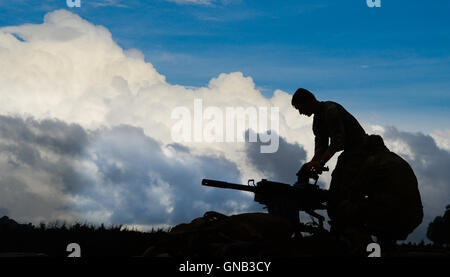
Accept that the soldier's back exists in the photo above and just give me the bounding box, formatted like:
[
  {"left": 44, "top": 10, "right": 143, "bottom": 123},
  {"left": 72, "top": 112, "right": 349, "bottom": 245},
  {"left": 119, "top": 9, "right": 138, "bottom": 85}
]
[{"left": 358, "top": 146, "right": 424, "bottom": 240}]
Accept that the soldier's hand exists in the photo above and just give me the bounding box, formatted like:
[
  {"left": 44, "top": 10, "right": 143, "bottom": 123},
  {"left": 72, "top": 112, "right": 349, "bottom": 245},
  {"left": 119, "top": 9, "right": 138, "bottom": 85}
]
[
  {"left": 310, "top": 161, "right": 323, "bottom": 171},
  {"left": 300, "top": 160, "right": 322, "bottom": 173}
]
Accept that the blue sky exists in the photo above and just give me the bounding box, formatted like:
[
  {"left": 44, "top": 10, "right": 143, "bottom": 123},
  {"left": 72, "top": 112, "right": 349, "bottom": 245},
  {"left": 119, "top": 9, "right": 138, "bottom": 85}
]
[{"left": 1, "top": 0, "right": 449, "bottom": 131}]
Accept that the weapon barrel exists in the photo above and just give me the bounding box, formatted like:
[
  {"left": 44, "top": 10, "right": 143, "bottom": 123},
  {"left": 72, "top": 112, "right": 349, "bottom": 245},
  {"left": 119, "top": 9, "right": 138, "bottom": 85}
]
[{"left": 202, "top": 179, "right": 256, "bottom": 193}]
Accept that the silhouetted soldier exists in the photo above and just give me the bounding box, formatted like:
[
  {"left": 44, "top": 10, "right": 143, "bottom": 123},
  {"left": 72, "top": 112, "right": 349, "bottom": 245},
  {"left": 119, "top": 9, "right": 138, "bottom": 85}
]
[
  {"left": 291, "top": 88, "right": 423, "bottom": 253},
  {"left": 292, "top": 88, "right": 367, "bottom": 220}
]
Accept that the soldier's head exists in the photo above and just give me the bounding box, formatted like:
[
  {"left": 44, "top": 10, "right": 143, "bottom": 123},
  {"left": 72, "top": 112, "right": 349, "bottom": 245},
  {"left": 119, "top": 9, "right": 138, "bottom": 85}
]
[{"left": 291, "top": 88, "right": 318, "bottom": 117}]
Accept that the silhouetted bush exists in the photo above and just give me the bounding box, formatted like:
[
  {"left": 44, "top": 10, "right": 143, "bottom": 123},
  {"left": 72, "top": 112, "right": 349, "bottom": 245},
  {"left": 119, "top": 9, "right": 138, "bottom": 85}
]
[
  {"left": 0, "top": 216, "right": 168, "bottom": 256},
  {"left": 427, "top": 205, "right": 450, "bottom": 247}
]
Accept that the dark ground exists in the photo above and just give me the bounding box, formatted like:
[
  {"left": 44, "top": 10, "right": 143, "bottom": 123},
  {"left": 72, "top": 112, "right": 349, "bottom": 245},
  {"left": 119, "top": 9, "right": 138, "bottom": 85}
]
[
  {"left": 0, "top": 215, "right": 449, "bottom": 257},
  {"left": 0, "top": 216, "right": 167, "bottom": 257}
]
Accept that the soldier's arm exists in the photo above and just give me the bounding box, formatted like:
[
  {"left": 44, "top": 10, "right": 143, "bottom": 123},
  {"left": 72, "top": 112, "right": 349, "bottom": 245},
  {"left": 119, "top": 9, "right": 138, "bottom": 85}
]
[
  {"left": 306, "top": 109, "right": 333, "bottom": 170},
  {"left": 312, "top": 135, "right": 328, "bottom": 162},
  {"left": 315, "top": 105, "right": 344, "bottom": 166},
  {"left": 318, "top": 147, "right": 336, "bottom": 166},
  {"left": 326, "top": 105, "right": 345, "bottom": 153},
  {"left": 303, "top": 135, "right": 329, "bottom": 171},
  {"left": 307, "top": 147, "right": 335, "bottom": 170}
]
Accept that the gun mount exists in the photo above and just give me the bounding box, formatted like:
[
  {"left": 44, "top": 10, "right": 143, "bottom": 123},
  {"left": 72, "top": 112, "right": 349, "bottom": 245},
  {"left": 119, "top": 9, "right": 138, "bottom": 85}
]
[{"left": 202, "top": 166, "right": 329, "bottom": 232}]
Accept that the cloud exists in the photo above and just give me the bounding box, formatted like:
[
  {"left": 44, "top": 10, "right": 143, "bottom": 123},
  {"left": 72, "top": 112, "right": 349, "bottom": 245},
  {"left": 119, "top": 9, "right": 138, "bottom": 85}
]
[
  {"left": 0, "top": 115, "right": 249, "bottom": 226},
  {"left": 245, "top": 130, "right": 307, "bottom": 184},
  {"left": 431, "top": 130, "right": 450, "bottom": 152},
  {"left": 89, "top": 0, "right": 128, "bottom": 8},
  {"left": 165, "top": 0, "right": 214, "bottom": 6},
  {"left": 164, "top": 0, "right": 242, "bottom": 7},
  {"left": 0, "top": 9, "right": 312, "bottom": 184},
  {"left": 0, "top": 10, "right": 298, "bottom": 227}
]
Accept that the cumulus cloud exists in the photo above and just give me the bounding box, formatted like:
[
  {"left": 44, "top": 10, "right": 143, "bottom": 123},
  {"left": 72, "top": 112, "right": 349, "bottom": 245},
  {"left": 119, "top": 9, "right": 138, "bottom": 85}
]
[
  {"left": 245, "top": 130, "right": 307, "bottom": 184},
  {"left": 431, "top": 130, "right": 450, "bottom": 152},
  {"left": 0, "top": 9, "right": 314, "bottom": 183},
  {"left": 0, "top": 9, "right": 322, "bottom": 231},
  {"left": 0, "top": 10, "right": 449, "bottom": 242},
  {"left": 0, "top": 10, "right": 297, "bottom": 228},
  {"left": 0, "top": 115, "right": 249, "bottom": 226}
]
